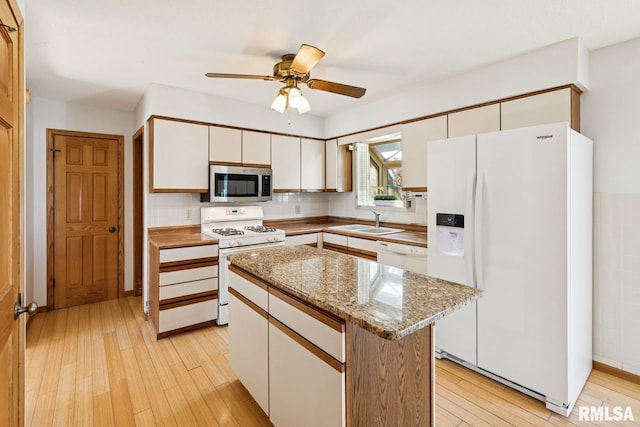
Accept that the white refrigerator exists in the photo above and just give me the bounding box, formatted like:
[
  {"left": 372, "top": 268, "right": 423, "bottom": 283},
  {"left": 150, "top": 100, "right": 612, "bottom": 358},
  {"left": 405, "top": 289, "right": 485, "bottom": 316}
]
[{"left": 427, "top": 122, "right": 593, "bottom": 416}]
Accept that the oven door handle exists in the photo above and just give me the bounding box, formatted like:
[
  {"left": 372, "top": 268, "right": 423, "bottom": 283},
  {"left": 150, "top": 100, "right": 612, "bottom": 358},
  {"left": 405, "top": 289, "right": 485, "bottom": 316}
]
[{"left": 220, "top": 241, "right": 285, "bottom": 256}]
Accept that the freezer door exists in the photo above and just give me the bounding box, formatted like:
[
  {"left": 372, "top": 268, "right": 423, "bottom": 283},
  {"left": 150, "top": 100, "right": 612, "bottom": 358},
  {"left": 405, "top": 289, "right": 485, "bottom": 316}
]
[
  {"left": 427, "top": 135, "right": 478, "bottom": 364},
  {"left": 476, "top": 123, "right": 570, "bottom": 401}
]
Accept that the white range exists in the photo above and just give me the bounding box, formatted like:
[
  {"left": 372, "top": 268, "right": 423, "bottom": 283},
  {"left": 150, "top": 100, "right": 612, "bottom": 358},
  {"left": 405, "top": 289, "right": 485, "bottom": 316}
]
[{"left": 200, "top": 206, "right": 285, "bottom": 325}]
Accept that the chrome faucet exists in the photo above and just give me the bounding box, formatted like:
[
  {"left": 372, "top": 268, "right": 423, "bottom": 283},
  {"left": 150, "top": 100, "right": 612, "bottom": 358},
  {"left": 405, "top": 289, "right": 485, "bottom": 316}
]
[{"left": 372, "top": 211, "right": 381, "bottom": 228}]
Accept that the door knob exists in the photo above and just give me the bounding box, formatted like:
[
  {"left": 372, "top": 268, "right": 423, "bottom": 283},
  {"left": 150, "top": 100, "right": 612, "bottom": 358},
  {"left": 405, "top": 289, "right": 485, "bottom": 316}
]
[
  {"left": 108, "top": 226, "right": 116, "bottom": 233},
  {"left": 14, "top": 293, "right": 38, "bottom": 319}
]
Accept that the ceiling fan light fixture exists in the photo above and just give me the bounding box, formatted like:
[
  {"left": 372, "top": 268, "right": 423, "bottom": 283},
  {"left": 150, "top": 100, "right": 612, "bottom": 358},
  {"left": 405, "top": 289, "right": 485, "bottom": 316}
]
[{"left": 271, "top": 89, "right": 287, "bottom": 113}]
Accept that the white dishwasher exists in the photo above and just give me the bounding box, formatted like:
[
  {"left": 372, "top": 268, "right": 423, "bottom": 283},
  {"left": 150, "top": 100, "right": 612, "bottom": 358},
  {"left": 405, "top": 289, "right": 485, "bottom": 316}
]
[{"left": 375, "top": 241, "right": 428, "bottom": 275}]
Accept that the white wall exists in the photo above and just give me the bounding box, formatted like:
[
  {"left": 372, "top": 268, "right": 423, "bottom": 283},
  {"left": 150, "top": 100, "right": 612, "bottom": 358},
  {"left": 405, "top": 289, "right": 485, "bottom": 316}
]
[
  {"left": 325, "top": 37, "right": 589, "bottom": 138},
  {"left": 582, "top": 37, "right": 640, "bottom": 375},
  {"left": 26, "top": 98, "right": 134, "bottom": 307}
]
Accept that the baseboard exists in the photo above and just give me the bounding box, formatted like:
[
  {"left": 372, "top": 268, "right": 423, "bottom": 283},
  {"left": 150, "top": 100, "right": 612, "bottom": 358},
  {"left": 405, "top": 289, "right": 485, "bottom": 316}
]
[
  {"left": 122, "top": 290, "right": 135, "bottom": 297},
  {"left": 593, "top": 361, "right": 640, "bottom": 385}
]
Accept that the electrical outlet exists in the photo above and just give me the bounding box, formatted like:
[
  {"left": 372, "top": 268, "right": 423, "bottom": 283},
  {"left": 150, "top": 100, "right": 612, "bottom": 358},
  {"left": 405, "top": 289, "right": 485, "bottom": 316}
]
[
  {"left": 295, "top": 205, "right": 301, "bottom": 214},
  {"left": 185, "top": 208, "right": 192, "bottom": 220}
]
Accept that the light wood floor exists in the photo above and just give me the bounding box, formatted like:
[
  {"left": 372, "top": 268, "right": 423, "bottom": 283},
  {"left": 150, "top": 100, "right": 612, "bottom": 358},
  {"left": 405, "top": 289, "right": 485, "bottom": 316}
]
[{"left": 25, "top": 297, "right": 640, "bottom": 426}]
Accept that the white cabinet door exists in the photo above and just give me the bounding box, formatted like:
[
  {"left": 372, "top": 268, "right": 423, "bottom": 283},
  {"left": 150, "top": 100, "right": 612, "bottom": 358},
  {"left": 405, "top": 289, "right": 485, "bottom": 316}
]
[
  {"left": 326, "top": 139, "right": 352, "bottom": 193},
  {"left": 269, "top": 320, "right": 345, "bottom": 427},
  {"left": 209, "top": 126, "right": 242, "bottom": 164},
  {"left": 242, "top": 130, "right": 271, "bottom": 167},
  {"left": 448, "top": 104, "right": 500, "bottom": 138},
  {"left": 401, "top": 116, "right": 447, "bottom": 190},
  {"left": 501, "top": 88, "right": 573, "bottom": 130},
  {"left": 300, "top": 138, "right": 325, "bottom": 191},
  {"left": 150, "top": 118, "right": 209, "bottom": 192},
  {"left": 228, "top": 292, "right": 269, "bottom": 415},
  {"left": 271, "top": 134, "right": 301, "bottom": 192},
  {"left": 325, "top": 139, "right": 338, "bottom": 191}
]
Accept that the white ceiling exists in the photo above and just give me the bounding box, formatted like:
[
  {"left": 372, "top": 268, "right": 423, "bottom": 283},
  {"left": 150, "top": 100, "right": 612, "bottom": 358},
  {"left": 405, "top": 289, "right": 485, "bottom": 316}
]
[{"left": 24, "top": 0, "right": 640, "bottom": 117}]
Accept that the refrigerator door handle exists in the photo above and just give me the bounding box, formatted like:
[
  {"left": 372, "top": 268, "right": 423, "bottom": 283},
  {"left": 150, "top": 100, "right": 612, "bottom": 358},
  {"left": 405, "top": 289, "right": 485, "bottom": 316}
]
[
  {"left": 475, "top": 173, "right": 485, "bottom": 290},
  {"left": 466, "top": 172, "right": 477, "bottom": 287}
]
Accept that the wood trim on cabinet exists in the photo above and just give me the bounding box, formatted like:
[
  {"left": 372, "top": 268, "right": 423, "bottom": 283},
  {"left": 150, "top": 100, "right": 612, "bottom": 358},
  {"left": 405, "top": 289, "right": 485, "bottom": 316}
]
[
  {"left": 209, "top": 161, "right": 243, "bottom": 167},
  {"left": 269, "top": 316, "right": 345, "bottom": 373},
  {"left": 402, "top": 186, "right": 427, "bottom": 193},
  {"left": 593, "top": 361, "right": 640, "bottom": 385},
  {"left": 159, "top": 290, "right": 219, "bottom": 308},
  {"left": 269, "top": 286, "right": 345, "bottom": 333},
  {"left": 241, "top": 163, "right": 271, "bottom": 169},
  {"left": 570, "top": 86, "right": 581, "bottom": 132},
  {"left": 159, "top": 292, "right": 217, "bottom": 311},
  {"left": 148, "top": 224, "right": 202, "bottom": 233},
  {"left": 346, "top": 322, "right": 434, "bottom": 427},
  {"left": 273, "top": 188, "right": 301, "bottom": 193},
  {"left": 156, "top": 320, "right": 217, "bottom": 340},
  {"left": 229, "top": 287, "right": 268, "bottom": 320},
  {"left": 228, "top": 264, "right": 269, "bottom": 291},
  {"left": 322, "top": 242, "right": 349, "bottom": 254},
  {"left": 149, "top": 244, "right": 160, "bottom": 330},
  {"left": 347, "top": 248, "right": 377, "bottom": 261},
  {"left": 151, "top": 188, "right": 206, "bottom": 193},
  {"left": 159, "top": 258, "right": 218, "bottom": 272},
  {"left": 300, "top": 189, "right": 325, "bottom": 193}
]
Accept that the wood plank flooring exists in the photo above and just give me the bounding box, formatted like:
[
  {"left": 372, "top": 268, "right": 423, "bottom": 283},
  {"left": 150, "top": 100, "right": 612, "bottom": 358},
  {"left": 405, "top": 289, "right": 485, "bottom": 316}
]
[{"left": 25, "top": 297, "right": 640, "bottom": 426}]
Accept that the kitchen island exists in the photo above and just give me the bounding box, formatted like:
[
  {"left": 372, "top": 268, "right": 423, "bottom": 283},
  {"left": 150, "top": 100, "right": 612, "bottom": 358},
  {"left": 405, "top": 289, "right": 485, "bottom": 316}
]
[{"left": 227, "top": 245, "right": 480, "bottom": 427}]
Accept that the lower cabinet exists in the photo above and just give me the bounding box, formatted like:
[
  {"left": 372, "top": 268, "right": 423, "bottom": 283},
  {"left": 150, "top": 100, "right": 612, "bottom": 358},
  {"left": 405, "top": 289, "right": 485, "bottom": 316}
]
[
  {"left": 228, "top": 291, "right": 269, "bottom": 415},
  {"left": 269, "top": 319, "right": 345, "bottom": 427},
  {"left": 229, "top": 266, "right": 346, "bottom": 426},
  {"left": 149, "top": 242, "right": 219, "bottom": 339}
]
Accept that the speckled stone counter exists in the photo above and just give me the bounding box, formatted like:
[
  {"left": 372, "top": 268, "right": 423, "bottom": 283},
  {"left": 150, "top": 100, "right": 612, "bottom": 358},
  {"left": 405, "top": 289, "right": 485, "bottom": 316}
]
[{"left": 228, "top": 245, "right": 480, "bottom": 340}]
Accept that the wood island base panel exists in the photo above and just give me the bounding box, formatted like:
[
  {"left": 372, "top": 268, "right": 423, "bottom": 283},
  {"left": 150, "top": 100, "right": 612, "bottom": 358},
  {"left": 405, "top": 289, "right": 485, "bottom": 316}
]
[{"left": 226, "top": 245, "right": 480, "bottom": 427}]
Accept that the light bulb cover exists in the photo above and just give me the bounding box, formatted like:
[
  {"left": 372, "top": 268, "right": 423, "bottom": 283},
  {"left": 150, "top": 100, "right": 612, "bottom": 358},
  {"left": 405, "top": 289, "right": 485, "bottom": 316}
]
[
  {"left": 271, "top": 92, "right": 287, "bottom": 113},
  {"left": 297, "top": 95, "right": 311, "bottom": 114},
  {"left": 288, "top": 87, "right": 303, "bottom": 108}
]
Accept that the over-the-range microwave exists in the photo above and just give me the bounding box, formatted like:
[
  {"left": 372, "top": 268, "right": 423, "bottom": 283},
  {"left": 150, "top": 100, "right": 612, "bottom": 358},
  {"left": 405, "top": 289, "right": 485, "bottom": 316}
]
[{"left": 201, "top": 165, "right": 272, "bottom": 203}]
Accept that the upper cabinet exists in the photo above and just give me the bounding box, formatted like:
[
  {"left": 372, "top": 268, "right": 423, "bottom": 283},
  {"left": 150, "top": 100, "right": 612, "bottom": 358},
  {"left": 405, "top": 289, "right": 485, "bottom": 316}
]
[
  {"left": 209, "top": 126, "right": 242, "bottom": 165},
  {"left": 242, "top": 131, "right": 271, "bottom": 167},
  {"left": 325, "top": 139, "right": 352, "bottom": 193},
  {"left": 271, "top": 135, "right": 301, "bottom": 192},
  {"left": 209, "top": 127, "right": 271, "bottom": 167},
  {"left": 448, "top": 104, "right": 500, "bottom": 138},
  {"left": 300, "top": 138, "right": 325, "bottom": 192},
  {"left": 401, "top": 116, "right": 447, "bottom": 191},
  {"left": 501, "top": 87, "right": 579, "bottom": 131},
  {"left": 149, "top": 118, "right": 209, "bottom": 193}
]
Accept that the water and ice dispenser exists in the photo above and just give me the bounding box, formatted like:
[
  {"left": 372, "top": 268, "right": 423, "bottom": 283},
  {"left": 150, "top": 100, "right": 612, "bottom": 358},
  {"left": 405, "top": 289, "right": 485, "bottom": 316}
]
[{"left": 436, "top": 213, "right": 465, "bottom": 256}]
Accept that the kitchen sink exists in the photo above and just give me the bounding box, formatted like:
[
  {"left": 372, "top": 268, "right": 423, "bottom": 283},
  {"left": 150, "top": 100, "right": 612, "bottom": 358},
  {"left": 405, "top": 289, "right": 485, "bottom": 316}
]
[
  {"left": 328, "top": 224, "right": 371, "bottom": 231},
  {"left": 356, "top": 227, "right": 404, "bottom": 235},
  {"left": 328, "top": 224, "right": 404, "bottom": 235}
]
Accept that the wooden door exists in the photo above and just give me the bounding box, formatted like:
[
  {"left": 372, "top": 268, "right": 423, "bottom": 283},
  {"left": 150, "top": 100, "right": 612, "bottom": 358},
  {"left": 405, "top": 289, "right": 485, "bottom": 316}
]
[
  {"left": 52, "top": 131, "right": 121, "bottom": 309},
  {"left": 0, "top": 0, "right": 24, "bottom": 425}
]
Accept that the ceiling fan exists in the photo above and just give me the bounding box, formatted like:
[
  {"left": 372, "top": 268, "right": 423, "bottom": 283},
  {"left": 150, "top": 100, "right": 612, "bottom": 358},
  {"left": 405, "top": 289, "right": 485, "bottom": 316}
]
[{"left": 205, "top": 44, "right": 366, "bottom": 115}]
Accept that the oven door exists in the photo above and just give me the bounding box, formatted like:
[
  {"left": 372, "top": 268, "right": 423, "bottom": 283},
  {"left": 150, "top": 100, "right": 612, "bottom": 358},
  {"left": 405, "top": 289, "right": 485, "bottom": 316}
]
[{"left": 217, "top": 241, "right": 284, "bottom": 325}]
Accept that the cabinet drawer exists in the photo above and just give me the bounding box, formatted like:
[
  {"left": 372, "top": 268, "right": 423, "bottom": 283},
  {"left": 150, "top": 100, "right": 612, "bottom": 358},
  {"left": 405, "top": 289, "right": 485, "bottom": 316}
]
[
  {"left": 285, "top": 233, "right": 318, "bottom": 246},
  {"left": 159, "top": 244, "right": 218, "bottom": 264},
  {"left": 159, "top": 277, "right": 218, "bottom": 301},
  {"left": 269, "top": 288, "right": 345, "bottom": 363},
  {"left": 158, "top": 298, "right": 217, "bottom": 333},
  {"left": 229, "top": 269, "right": 268, "bottom": 311},
  {"left": 159, "top": 265, "right": 218, "bottom": 286},
  {"left": 322, "top": 232, "right": 347, "bottom": 246},
  {"left": 347, "top": 236, "right": 377, "bottom": 254}
]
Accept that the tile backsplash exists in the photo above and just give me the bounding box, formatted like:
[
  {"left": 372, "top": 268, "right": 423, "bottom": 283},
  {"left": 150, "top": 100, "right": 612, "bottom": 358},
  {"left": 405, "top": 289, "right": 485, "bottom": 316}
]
[{"left": 146, "top": 191, "right": 426, "bottom": 228}]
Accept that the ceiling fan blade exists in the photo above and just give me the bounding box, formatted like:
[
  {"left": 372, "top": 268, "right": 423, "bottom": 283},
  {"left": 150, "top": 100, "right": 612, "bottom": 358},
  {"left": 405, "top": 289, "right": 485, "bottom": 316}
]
[
  {"left": 306, "top": 79, "right": 366, "bottom": 98},
  {"left": 205, "top": 73, "right": 278, "bottom": 81},
  {"left": 290, "top": 44, "right": 326, "bottom": 75}
]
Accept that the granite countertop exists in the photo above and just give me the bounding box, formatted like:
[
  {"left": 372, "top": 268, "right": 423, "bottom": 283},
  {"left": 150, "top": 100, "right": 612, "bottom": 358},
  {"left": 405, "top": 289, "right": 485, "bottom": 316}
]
[{"left": 228, "top": 245, "right": 480, "bottom": 340}]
